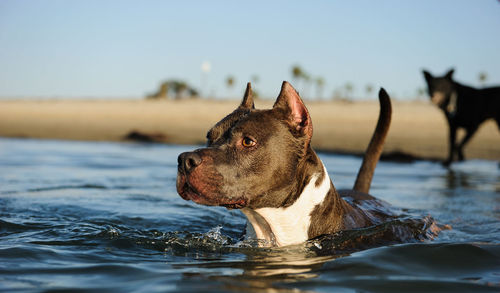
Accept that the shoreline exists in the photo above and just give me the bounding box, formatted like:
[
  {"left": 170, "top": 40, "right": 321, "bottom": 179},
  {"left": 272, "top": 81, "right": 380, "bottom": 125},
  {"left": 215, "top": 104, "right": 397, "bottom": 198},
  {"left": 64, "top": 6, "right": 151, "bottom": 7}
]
[
  {"left": 0, "top": 99, "right": 499, "bottom": 162},
  {"left": 0, "top": 136, "right": 441, "bottom": 164}
]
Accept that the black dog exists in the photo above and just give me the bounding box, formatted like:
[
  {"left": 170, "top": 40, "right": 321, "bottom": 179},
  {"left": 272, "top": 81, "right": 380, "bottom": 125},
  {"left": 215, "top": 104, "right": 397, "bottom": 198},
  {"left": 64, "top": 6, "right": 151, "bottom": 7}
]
[{"left": 423, "top": 69, "right": 500, "bottom": 166}]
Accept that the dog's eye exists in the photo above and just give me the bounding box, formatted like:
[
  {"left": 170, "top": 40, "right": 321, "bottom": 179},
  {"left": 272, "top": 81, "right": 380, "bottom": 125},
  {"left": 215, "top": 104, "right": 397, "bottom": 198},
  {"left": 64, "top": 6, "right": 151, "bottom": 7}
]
[{"left": 242, "top": 137, "right": 256, "bottom": 148}]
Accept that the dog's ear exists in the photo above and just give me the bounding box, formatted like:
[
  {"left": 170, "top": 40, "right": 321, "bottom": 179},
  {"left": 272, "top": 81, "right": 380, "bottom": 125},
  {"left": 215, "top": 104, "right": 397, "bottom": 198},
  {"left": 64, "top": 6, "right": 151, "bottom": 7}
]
[
  {"left": 423, "top": 70, "right": 432, "bottom": 82},
  {"left": 273, "top": 81, "right": 313, "bottom": 138},
  {"left": 238, "top": 82, "right": 255, "bottom": 110},
  {"left": 445, "top": 69, "right": 455, "bottom": 80}
]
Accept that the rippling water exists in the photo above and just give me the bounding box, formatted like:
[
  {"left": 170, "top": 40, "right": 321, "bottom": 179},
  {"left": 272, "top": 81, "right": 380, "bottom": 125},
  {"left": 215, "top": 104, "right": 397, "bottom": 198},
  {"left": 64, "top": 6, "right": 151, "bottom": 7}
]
[{"left": 0, "top": 138, "right": 499, "bottom": 292}]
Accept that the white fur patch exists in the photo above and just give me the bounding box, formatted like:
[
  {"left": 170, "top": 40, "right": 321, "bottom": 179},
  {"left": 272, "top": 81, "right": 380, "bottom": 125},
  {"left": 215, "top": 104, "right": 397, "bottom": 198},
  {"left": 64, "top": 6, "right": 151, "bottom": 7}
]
[
  {"left": 252, "top": 163, "right": 331, "bottom": 247},
  {"left": 431, "top": 91, "right": 446, "bottom": 107},
  {"left": 447, "top": 92, "right": 457, "bottom": 114}
]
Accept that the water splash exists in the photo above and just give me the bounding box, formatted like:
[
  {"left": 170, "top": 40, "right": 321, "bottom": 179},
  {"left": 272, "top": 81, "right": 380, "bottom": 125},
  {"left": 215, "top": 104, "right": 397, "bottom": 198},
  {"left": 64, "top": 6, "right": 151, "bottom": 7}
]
[
  {"left": 307, "top": 215, "right": 442, "bottom": 255},
  {"left": 204, "top": 225, "right": 229, "bottom": 245}
]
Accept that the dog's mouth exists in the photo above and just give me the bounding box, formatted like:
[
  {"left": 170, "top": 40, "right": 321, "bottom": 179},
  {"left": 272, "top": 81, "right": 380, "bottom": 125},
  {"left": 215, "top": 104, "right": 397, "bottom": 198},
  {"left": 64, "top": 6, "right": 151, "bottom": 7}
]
[
  {"left": 176, "top": 172, "right": 247, "bottom": 209},
  {"left": 176, "top": 173, "right": 205, "bottom": 203},
  {"left": 431, "top": 92, "right": 448, "bottom": 109}
]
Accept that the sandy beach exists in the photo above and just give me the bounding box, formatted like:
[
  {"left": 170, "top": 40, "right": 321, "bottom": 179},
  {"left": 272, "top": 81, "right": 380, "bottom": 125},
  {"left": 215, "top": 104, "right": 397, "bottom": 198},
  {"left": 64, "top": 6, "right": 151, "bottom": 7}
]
[{"left": 0, "top": 98, "right": 499, "bottom": 161}]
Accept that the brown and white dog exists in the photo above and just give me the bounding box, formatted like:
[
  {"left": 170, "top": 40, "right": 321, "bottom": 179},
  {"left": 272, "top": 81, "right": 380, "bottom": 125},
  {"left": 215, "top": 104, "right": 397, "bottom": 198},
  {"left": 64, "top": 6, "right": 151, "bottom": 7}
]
[{"left": 177, "top": 82, "right": 393, "bottom": 247}]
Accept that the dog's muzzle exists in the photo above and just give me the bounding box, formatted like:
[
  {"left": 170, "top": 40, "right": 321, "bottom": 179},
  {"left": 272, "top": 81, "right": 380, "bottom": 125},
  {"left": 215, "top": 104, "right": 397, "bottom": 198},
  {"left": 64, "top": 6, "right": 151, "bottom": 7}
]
[
  {"left": 176, "top": 150, "right": 247, "bottom": 209},
  {"left": 176, "top": 151, "right": 201, "bottom": 201}
]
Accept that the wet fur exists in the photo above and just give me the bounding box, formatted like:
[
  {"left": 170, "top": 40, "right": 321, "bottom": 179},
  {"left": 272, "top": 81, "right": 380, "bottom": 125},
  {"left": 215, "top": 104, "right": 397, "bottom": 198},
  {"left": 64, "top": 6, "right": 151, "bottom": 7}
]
[{"left": 177, "top": 82, "right": 394, "bottom": 247}]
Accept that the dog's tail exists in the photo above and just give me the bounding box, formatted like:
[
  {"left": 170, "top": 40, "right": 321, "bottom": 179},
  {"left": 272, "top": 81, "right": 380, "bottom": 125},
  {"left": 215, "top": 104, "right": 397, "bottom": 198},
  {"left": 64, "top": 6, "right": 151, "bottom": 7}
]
[{"left": 353, "top": 88, "right": 392, "bottom": 194}]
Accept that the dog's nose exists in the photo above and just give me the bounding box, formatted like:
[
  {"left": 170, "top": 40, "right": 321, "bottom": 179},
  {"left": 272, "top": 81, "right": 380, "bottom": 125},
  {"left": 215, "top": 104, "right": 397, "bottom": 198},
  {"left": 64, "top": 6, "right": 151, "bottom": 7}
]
[{"left": 178, "top": 152, "right": 202, "bottom": 173}]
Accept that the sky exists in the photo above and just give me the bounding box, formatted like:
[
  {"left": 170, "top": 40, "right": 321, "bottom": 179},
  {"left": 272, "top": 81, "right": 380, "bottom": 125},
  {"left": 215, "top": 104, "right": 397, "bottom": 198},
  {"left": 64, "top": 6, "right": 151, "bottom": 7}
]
[{"left": 1, "top": 0, "right": 499, "bottom": 100}]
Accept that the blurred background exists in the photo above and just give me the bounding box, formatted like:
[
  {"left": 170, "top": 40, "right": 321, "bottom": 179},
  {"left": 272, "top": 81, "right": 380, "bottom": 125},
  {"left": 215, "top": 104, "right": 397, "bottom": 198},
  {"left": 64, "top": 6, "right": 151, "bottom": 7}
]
[
  {"left": 1, "top": 0, "right": 499, "bottom": 100},
  {"left": 0, "top": 0, "right": 499, "bottom": 160}
]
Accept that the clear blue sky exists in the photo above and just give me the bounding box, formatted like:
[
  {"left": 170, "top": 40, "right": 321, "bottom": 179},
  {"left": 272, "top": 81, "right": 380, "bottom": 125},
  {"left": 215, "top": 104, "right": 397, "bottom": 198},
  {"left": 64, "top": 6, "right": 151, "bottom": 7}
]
[{"left": 1, "top": 0, "right": 499, "bottom": 99}]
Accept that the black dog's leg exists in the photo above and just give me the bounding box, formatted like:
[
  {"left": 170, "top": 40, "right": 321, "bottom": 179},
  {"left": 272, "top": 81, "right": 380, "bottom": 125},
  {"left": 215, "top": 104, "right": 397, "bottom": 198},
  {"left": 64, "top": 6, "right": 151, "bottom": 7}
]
[
  {"left": 457, "top": 126, "right": 479, "bottom": 161},
  {"left": 444, "top": 123, "right": 457, "bottom": 167}
]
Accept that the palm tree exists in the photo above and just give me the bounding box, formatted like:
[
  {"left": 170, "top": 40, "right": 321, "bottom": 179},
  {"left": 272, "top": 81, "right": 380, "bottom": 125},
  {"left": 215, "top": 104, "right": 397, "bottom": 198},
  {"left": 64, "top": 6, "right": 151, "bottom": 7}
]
[
  {"left": 344, "top": 82, "right": 354, "bottom": 100},
  {"left": 365, "top": 84, "right": 374, "bottom": 97},
  {"left": 291, "top": 65, "right": 304, "bottom": 88},
  {"left": 226, "top": 75, "right": 235, "bottom": 97},
  {"left": 226, "top": 75, "right": 235, "bottom": 88},
  {"left": 478, "top": 71, "right": 488, "bottom": 86},
  {"left": 301, "top": 73, "right": 312, "bottom": 99},
  {"left": 332, "top": 88, "right": 343, "bottom": 101},
  {"left": 251, "top": 74, "right": 259, "bottom": 84},
  {"left": 315, "top": 77, "right": 325, "bottom": 100},
  {"left": 416, "top": 87, "right": 426, "bottom": 100}
]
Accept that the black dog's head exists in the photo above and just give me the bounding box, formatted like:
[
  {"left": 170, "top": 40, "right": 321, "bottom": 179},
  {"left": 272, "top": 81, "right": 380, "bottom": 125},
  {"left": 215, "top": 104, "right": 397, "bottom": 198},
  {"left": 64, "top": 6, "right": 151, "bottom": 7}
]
[
  {"left": 422, "top": 69, "right": 457, "bottom": 112},
  {"left": 176, "top": 82, "right": 317, "bottom": 210}
]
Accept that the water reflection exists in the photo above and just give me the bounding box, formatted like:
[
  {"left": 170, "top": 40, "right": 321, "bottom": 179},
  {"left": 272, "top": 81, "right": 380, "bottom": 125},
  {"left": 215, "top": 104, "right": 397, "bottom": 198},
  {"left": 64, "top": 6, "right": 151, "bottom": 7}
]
[
  {"left": 436, "top": 161, "right": 500, "bottom": 193},
  {"left": 174, "top": 248, "right": 336, "bottom": 292},
  {"left": 445, "top": 169, "right": 471, "bottom": 189},
  {"left": 172, "top": 242, "right": 500, "bottom": 292}
]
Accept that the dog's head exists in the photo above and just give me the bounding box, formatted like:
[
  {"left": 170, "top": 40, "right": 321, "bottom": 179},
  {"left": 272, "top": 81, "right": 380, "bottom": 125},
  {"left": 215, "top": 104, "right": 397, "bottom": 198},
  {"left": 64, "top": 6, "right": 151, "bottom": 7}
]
[
  {"left": 176, "top": 81, "right": 315, "bottom": 210},
  {"left": 422, "top": 69, "right": 457, "bottom": 112}
]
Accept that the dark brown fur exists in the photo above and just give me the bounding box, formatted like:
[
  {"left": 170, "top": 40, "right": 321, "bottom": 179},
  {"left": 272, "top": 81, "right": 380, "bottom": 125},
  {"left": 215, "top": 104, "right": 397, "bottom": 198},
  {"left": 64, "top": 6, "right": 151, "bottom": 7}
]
[
  {"left": 353, "top": 89, "right": 392, "bottom": 193},
  {"left": 177, "top": 81, "right": 394, "bottom": 244}
]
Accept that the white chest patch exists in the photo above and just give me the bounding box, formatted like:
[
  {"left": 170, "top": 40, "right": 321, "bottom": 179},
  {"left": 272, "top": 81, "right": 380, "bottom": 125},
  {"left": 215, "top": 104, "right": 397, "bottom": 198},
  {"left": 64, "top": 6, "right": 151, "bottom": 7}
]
[
  {"left": 252, "top": 164, "right": 331, "bottom": 247},
  {"left": 447, "top": 92, "right": 458, "bottom": 114}
]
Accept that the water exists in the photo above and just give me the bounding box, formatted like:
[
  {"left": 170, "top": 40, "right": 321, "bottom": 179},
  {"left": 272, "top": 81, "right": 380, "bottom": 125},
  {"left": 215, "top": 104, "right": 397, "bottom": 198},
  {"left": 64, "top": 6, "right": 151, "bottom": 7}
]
[{"left": 0, "top": 138, "right": 499, "bottom": 292}]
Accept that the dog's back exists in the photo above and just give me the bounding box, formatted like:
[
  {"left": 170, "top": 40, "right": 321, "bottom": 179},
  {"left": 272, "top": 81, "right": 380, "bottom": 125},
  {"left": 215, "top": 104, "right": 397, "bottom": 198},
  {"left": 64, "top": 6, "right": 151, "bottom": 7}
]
[
  {"left": 477, "top": 86, "right": 500, "bottom": 124},
  {"left": 423, "top": 69, "right": 500, "bottom": 127},
  {"left": 453, "top": 83, "right": 500, "bottom": 127}
]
